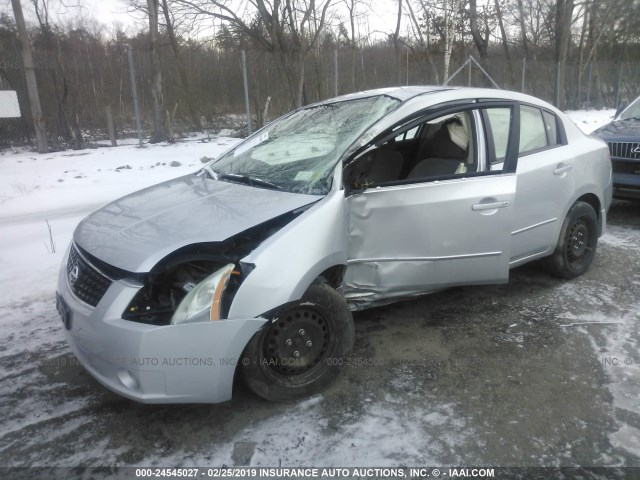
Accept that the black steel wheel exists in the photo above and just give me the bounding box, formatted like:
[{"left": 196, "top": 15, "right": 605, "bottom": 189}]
[
  {"left": 241, "top": 282, "right": 354, "bottom": 402},
  {"left": 546, "top": 201, "right": 599, "bottom": 279}
]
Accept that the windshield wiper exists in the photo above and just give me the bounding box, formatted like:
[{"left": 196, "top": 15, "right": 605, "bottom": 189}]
[
  {"left": 218, "top": 173, "right": 282, "bottom": 190},
  {"left": 622, "top": 116, "right": 640, "bottom": 121}
]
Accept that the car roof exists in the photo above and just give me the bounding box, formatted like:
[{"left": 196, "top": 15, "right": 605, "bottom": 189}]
[
  {"left": 328, "top": 86, "right": 452, "bottom": 102},
  {"left": 311, "top": 86, "right": 560, "bottom": 111}
]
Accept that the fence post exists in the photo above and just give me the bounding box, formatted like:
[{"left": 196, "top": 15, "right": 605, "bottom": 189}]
[
  {"left": 106, "top": 105, "right": 117, "bottom": 146},
  {"left": 555, "top": 61, "right": 561, "bottom": 108},
  {"left": 586, "top": 62, "right": 592, "bottom": 109},
  {"left": 11, "top": 0, "right": 48, "bottom": 153},
  {"left": 241, "top": 50, "right": 252, "bottom": 136},
  {"left": 126, "top": 47, "right": 144, "bottom": 148},
  {"left": 334, "top": 49, "right": 339, "bottom": 96},
  {"left": 262, "top": 96, "right": 271, "bottom": 126},
  {"left": 615, "top": 64, "right": 622, "bottom": 110},
  {"left": 406, "top": 49, "right": 409, "bottom": 86},
  {"left": 521, "top": 57, "right": 526, "bottom": 93}
]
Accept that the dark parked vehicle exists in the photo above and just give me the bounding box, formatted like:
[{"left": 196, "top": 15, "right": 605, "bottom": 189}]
[{"left": 593, "top": 95, "right": 640, "bottom": 199}]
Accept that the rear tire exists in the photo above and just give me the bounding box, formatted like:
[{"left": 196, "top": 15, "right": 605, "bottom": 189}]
[
  {"left": 546, "top": 201, "right": 598, "bottom": 279},
  {"left": 241, "top": 282, "right": 354, "bottom": 402}
]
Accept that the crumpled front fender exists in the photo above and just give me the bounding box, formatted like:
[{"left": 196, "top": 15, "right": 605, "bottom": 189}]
[{"left": 228, "top": 190, "right": 348, "bottom": 319}]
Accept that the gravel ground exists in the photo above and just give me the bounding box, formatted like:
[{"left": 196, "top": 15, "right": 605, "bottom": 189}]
[{"left": 0, "top": 200, "right": 638, "bottom": 470}]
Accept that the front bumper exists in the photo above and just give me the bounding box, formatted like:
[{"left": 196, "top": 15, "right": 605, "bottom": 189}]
[
  {"left": 56, "top": 247, "right": 267, "bottom": 404},
  {"left": 612, "top": 156, "right": 640, "bottom": 199},
  {"left": 613, "top": 171, "right": 640, "bottom": 199}
]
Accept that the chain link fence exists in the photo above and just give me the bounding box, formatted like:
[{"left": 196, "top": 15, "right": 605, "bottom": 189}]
[{"left": 1, "top": 41, "right": 639, "bottom": 152}]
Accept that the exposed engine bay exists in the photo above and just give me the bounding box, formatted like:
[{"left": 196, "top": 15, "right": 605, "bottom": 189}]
[{"left": 120, "top": 208, "right": 310, "bottom": 325}]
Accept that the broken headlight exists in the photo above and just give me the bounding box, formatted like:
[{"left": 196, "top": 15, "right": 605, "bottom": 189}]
[
  {"left": 171, "top": 263, "right": 235, "bottom": 325},
  {"left": 123, "top": 261, "right": 241, "bottom": 326}
]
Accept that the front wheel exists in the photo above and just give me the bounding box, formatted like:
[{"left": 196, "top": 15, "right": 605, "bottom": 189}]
[
  {"left": 241, "top": 282, "right": 354, "bottom": 402},
  {"left": 546, "top": 201, "right": 599, "bottom": 279}
]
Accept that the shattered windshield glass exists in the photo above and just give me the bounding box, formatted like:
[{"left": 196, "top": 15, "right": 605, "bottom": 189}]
[{"left": 209, "top": 95, "right": 400, "bottom": 194}]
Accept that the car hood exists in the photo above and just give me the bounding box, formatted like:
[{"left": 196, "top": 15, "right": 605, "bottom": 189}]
[
  {"left": 74, "top": 173, "right": 320, "bottom": 272},
  {"left": 592, "top": 119, "right": 640, "bottom": 140}
]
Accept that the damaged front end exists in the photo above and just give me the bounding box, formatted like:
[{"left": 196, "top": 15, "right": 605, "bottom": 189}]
[
  {"left": 117, "top": 209, "right": 310, "bottom": 326},
  {"left": 57, "top": 206, "right": 316, "bottom": 403}
]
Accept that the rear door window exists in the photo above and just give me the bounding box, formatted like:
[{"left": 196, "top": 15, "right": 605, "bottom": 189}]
[{"left": 519, "top": 105, "right": 547, "bottom": 155}]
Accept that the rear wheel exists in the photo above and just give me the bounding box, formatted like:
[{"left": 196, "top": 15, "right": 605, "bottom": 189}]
[
  {"left": 241, "top": 282, "right": 354, "bottom": 402},
  {"left": 546, "top": 201, "right": 598, "bottom": 279}
]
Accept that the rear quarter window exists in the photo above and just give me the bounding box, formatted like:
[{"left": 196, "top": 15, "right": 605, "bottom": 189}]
[{"left": 542, "top": 110, "right": 559, "bottom": 146}]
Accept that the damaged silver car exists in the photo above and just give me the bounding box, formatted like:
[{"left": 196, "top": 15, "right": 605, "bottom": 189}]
[{"left": 56, "top": 87, "right": 612, "bottom": 404}]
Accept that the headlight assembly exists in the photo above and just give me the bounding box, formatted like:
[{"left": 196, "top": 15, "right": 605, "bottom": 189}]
[{"left": 171, "top": 263, "right": 235, "bottom": 325}]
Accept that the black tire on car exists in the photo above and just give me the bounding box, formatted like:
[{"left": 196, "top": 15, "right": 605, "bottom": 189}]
[
  {"left": 241, "top": 282, "right": 354, "bottom": 402},
  {"left": 546, "top": 201, "right": 599, "bottom": 279}
]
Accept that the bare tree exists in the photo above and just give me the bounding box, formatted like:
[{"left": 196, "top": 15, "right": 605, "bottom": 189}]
[
  {"left": 392, "top": 0, "right": 403, "bottom": 85},
  {"left": 514, "top": 0, "right": 529, "bottom": 59},
  {"left": 494, "top": 0, "right": 514, "bottom": 86},
  {"left": 443, "top": 0, "right": 461, "bottom": 81},
  {"left": 147, "top": 0, "right": 167, "bottom": 143},
  {"left": 468, "top": 0, "right": 489, "bottom": 60},
  {"left": 343, "top": 0, "right": 366, "bottom": 91},
  {"left": 10, "top": 0, "right": 47, "bottom": 152},
  {"left": 30, "top": 0, "right": 83, "bottom": 147},
  {"left": 554, "top": 0, "right": 575, "bottom": 108},
  {"left": 174, "top": 0, "right": 333, "bottom": 108},
  {"left": 405, "top": 0, "right": 439, "bottom": 84},
  {"left": 160, "top": 0, "right": 202, "bottom": 130}
]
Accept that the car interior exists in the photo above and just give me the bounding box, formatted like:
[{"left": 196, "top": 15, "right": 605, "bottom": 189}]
[{"left": 344, "top": 111, "right": 478, "bottom": 190}]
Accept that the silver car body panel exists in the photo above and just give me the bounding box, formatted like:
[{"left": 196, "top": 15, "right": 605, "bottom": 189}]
[
  {"left": 509, "top": 114, "right": 612, "bottom": 267},
  {"left": 343, "top": 175, "right": 516, "bottom": 308},
  {"left": 228, "top": 187, "right": 348, "bottom": 319},
  {"left": 57, "top": 86, "right": 613, "bottom": 403},
  {"left": 74, "top": 174, "right": 319, "bottom": 272},
  {"left": 57, "top": 245, "right": 267, "bottom": 403}
]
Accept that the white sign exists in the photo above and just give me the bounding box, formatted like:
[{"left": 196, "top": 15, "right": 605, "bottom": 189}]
[{"left": 0, "top": 91, "right": 21, "bottom": 118}]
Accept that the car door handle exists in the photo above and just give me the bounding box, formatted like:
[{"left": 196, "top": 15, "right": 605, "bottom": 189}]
[
  {"left": 472, "top": 201, "right": 510, "bottom": 211},
  {"left": 553, "top": 163, "right": 573, "bottom": 175}
]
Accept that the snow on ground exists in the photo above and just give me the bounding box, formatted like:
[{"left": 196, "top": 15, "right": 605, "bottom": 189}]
[
  {"left": 555, "top": 220, "right": 640, "bottom": 460},
  {"left": 0, "top": 136, "right": 240, "bottom": 465},
  {"left": 0, "top": 136, "right": 239, "bottom": 306},
  {"left": 563, "top": 107, "right": 640, "bottom": 461},
  {"left": 0, "top": 136, "right": 238, "bottom": 220},
  {"left": 140, "top": 398, "right": 467, "bottom": 467}
]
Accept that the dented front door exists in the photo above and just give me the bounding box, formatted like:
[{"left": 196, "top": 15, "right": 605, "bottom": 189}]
[{"left": 343, "top": 174, "right": 517, "bottom": 307}]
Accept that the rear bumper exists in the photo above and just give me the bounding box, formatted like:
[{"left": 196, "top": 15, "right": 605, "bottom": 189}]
[{"left": 56, "top": 247, "right": 267, "bottom": 404}]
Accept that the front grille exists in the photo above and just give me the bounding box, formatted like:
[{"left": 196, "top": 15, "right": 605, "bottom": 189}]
[
  {"left": 66, "top": 244, "right": 113, "bottom": 307},
  {"left": 607, "top": 141, "right": 640, "bottom": 161}
]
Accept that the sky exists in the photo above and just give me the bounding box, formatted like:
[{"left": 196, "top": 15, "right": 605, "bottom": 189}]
[{"left": 3, "top": 0, "right": 399, "bottom": 40}]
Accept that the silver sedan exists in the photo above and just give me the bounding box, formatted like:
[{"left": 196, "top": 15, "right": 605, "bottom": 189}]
[{"left": 56, "top": 87, "right": 612, "bottom": 403}]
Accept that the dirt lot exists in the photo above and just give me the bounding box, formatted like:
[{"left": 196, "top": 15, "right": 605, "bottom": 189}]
[{"left": 0, "top": 201, "right": 638, "bottom": 469}]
